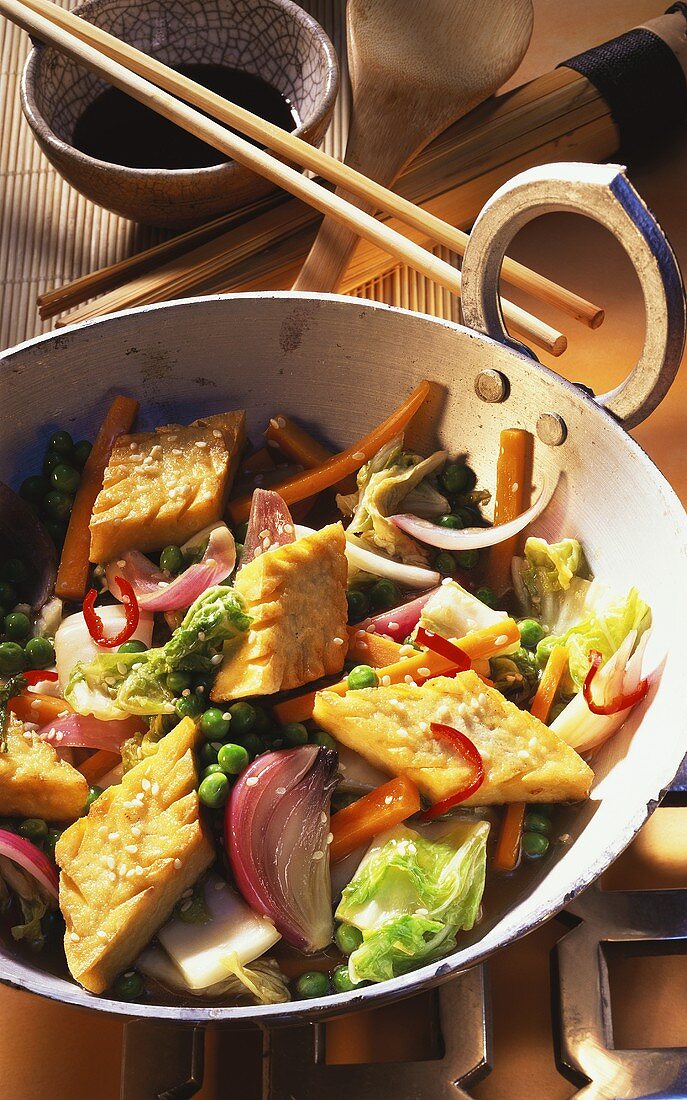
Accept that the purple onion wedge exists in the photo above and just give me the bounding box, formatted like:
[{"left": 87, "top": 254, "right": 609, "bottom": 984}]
[
  {"left": 240, "top": 489, "right": 295, "bottom": 569},
  {"left": 225, "top": 746, "right": 338, "bottom": 952},
  {"left": 0, "top": 482, "right": 57, "bottom": 609}
]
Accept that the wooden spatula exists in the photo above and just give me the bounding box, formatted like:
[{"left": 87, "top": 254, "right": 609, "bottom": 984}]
[{"left": 293, "top": 0, "right": 533, "bottom": 294}]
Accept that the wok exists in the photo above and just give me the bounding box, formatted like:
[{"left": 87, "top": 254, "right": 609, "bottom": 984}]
[{"left": 0, "top": 163, "right": 685, "bottom": 1034}]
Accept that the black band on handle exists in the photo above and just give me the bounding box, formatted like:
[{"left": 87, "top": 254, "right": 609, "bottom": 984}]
[{"left": 560, "top": 25, "right": 687, "bottom": 160}]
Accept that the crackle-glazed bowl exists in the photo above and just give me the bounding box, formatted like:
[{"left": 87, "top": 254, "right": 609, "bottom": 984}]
[{"left": 21, "top": 0, "right": 339, "bottom": 227}]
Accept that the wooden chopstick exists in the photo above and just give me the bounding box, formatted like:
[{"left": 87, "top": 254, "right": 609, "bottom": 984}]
[
  {"left": 18, "top": 0, "right": 601, "bottom": 337},
  {"left": 3, "top": 0, "right": 564, "bottom": 355}
]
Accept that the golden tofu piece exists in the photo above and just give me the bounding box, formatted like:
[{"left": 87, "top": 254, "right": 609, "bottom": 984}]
[
  {"left": 313, "top": 671, "right": 593, "bottom": 805},
  {"left": 89, "top": 410, "right": 246, "bottom": 562},
  {"left": 212, "top": 524, "right": 348, "bottom": 700},
  {"left": 56, "top": 717, "right": 213, "bottom": 994},
  {"left": 0, "top": 717, "right": 88, "bottom": 822}
]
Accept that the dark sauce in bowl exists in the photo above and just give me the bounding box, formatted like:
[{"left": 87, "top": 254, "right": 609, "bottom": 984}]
[{"left": 72, "top": 64, "right": 300, "bottom": 170}]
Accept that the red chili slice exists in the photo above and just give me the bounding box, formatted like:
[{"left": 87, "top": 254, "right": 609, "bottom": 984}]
[
  {"left": 415, "top": 627, "right": 470, "bottom": 670},
  {"left": 583, "top": 648, "right": 650, "bottom": 716},
  {"left": 22, "top": 670, "right": 58, "bottom": 686},
  {"left": 420, "top": 722, "right": 485, "bottom": 819},
  {"left": 83, "top": 576, "right": 140, "bottom": 648}
]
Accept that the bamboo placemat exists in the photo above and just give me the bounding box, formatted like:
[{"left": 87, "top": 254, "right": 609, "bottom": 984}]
[{"left": 0, "top": 0, "right": 458, "bottom": 352}]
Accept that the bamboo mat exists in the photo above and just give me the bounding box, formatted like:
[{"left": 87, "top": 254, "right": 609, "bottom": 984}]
[{"left": 0, "top": 0, "right": 457, "bottom": 352}]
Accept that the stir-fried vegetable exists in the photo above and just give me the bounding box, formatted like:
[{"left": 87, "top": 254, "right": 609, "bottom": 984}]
[
  {"left": 330, "top": 777, "right": 421, "bottom": 862},
  {"left": 489, "top": 429, "right": 532, "bottom": 594}
]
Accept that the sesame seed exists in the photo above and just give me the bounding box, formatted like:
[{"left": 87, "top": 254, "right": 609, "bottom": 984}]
[
  {"left": 198, "top": 631, "right": 206, "bottom": 641},
  {"left": 384, "top": 795, "right": 393, "bottom": 805},
  {"left": 157, "top": 580, "right": 169, "bottom": 589},
  {"left": 518, "top": 749, "right": 530, "bottom": 760},
  {"left": 320, "top": 812, "right": 328, "bottom": 825},
  {"left": 404, "top": 675, "right": 415, "bottom": 684},
  {"left": 357, "top": 641, "right": 369, "bottom": 651},
  {"left": 245, "top": 776, "right": 259, "bottom": 787},
  {"left": 117, "top": 559, "right": 126, "bottom": 568},
  {"left": 105, "top": 856, "right": 115, "bottom": 870},
  {"left": 172, "top": 448, "right": 183, "bottom": 456},
  {"left": 222, "top": 712, "right": 231, "bottom": 721},
  {"left": 126, "top": 868, "right": 136, "bottom": 878},
  {"left": 326, "top": 832, "right": 333, "bottom": 845},
  {"left": 214, "top": 879, "right": 226, "bottom": 890},
  {"left": 277, "top": 416, "right": 286, "bottom": 428},
  {"left": 366, "top": 624, "right": 377, "bottom": 634},
  {"left": 30, "top": 698, "right": 41, "bottom": 710},
  {"left": 180, "top": 899, "right": 192, "bottom": 912},
  {"left": 108, "top": 832, "right": 119, "bottom": 842},
  {"left": 69, "top": 932, "right": 80, "bottom": 942},
  {"left": 418, "top": 667, "right": 431, "bottom": 678},
  {"left": 213, "top": 429, "right": 223, "bottom": 438},
  {"left": 174, "top": 858, "right": 182, "bottom": 870},
  {"left": 135, "top": 865, "right": 143, "bottom": 875},
  {"left": 131, "top": 825, "right": 141, "bottom": 837},
  {"left": 195, "top": 441, "right": 208, "bottom": 448},
  {"left": 381, "top": 675, "right": 391, "bottom": 686},
  {"left": 351, "top": 451, "right": 366, "bottom": 461},
  {"left": 495, "top": 635, "right": 508, "bottom": 647},
  {"left": 333, "top": 637, "right": 344, "bottom": 646},
  {"left": 96, "top": 930, "right": 108, "bottom": 940},
  {"left": 129, "top": 442, "right": 137, "bottom": 451},
  {"left": 269, "top": 418, "right": 280, "bottom": 429},
  {"left": 387, "top": 621, "right": 399, "bottom": 631},
  {"left": 117, "top": 662, "right": 128, "bottom": 676},
  {"left": 312, "top": 850, "right": 324, "bottom": 860},
  {"left": 181, "top": 688, "right": 191, "bottom": 697},
  {"left": 182, "top": 888, "right": 193, "bottom": 899},
  {"left": 399, "top": 645, "right": 415, "bottom": 656},
  {"left": 151, "top": 782, "right": 159, "bottom": 796},
  {"left": 118, "top": 864, "right": 127, "bottom": 876},
  {"left": 276, "top": 786, "right": 286, "bottom": 795},
  {"left": 108, "top": 871, "right": 117, "bottom": 882},
  {"left": 283, "top": 523, "right": 294, "bottom": 534},
  {"left": 141, "top": 778, "right": 151, "bottom": 791},
  {"left": 211, "top": 653, "right": 223, "bottom": 665}
]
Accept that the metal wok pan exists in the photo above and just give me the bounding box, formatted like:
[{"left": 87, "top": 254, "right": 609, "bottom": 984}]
[{"left": 0, "top": 163, "right": 685, "bottom": 1033}]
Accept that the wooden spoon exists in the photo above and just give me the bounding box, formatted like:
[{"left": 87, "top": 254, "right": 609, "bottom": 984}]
[{"left": 293, "top": 0, "right": 533, "bottom": 294}]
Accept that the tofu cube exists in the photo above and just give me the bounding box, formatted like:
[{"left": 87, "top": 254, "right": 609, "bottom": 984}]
[{"left": 0, "top": 717, "right": 88, "bottom": 823}]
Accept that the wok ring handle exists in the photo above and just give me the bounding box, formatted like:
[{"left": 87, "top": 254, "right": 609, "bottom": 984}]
[{"left": 460, "top": 162, "right": 687, "bottom": 430}]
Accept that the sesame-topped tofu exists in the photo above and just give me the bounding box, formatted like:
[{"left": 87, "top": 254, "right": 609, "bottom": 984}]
[
  {"left": 313, "top": 671, "right": 593, "bottom": 805},
  {"left": 0, "top": 716, "right": 88, "bottom": 822},
  {"left": 55, "top": 717, "right": 213, "bottom": 994},
  {"left": 89, "top": 410, "right": 246, "bottom": 563},
  {"left": 212, "top": 524, "right": 348, "bottom": 700}
]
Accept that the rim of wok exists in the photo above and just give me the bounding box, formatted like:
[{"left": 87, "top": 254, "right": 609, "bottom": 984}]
[{"left": 0, "top": 290, "right": 684, "bottom": 1023}]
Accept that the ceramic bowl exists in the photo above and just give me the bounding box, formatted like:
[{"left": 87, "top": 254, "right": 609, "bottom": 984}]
[{"left": 21, "top": 0, "right": 338, "bottom": 228}]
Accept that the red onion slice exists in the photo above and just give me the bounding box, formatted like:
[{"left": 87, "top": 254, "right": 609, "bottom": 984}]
[
  {"left": 225, "top": 746, "right": 338, "bottom": 953},
  {"left": 355, "top": 587, "right": 440, "bottom": 641},
  {"left": 240, "top": 489, "right": 296, "bottom": 568},
  {"left": 295, "top": 524, "right": 441, "bottom": 590},
  {"left": 105, "top": 525, "right": 236, "bottom": 612},
  {"left": 0, "top": 828, "right": 59, "bottom": 899},
  {"left": 390, "top": 473, "right": 558, "bottom": 550},
  {"left": 36, "top": 713, "right": 141, "bottom": 753}
]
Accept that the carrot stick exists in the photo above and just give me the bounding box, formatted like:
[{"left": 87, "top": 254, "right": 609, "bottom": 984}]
[
  {"left": 346, "top": 628, "right": 405, "bottom": 667},
  {"left": 55, "top": 395, "right": 139, "bottom": 601},
  {"left": 488, "top": 428, "right": 533, "bottom": 595},
  {"left": 530, "top": 645, "right": 568, "bottom": 723},
  {"left": 9, "top": 691, "right": 72, "bottom": 725},
  {"left": 330, "top": 776, "right": 420, "bottom": 862},
  {"left": 227, "top": 381, "right": 431, "bottom": 523},
  {"left": 79, "top": 749, "right": 122, "bottom": 785},
  {"left": 494, "top": 645, "right": 568, "bottom": 871},
  {"left": 265, "top": 414, "right": 332, "bottom": 467},
  {"left": 274, "top": 618, "right": 520, "bottom": 725}
]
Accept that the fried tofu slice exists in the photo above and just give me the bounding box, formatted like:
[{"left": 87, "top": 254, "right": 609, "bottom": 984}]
[
  {"left": 313, "top": 671, "right": 593, "bottom": 805},
  {"left": 89, "top": 410, "right": 246, "bottom": 562},
  {"left": 0, "top": 716, "right": 88, "bottom": 822},
  {"left": 212, "top": 524, "right": 348, "bottom": 700},
  {"left": 55, "top": 717, "right": 213, "bottom": 994}
]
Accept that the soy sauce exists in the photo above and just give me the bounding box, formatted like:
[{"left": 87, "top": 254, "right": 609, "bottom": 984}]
[{"left": 72, "top": 64, "right": 300, "bottom": 170}]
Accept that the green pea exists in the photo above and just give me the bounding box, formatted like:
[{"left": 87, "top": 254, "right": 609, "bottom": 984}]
[
  {"left": 241, "top": 732, "right": 263, "bottom": 759},
  {"left": 4, "top": 612, "right": 31, "bottom": 641},
  {"left": 311, "top": 729, "right": 337, "bottom": 751},
  {"left": 166, "top": 670, "right": 192, "bottom": 693},
  {"left": 335, "top": 923, "right": 363, "bottom": 956},
  {"left": 437, "top": 513, "right": 464, "bottom": 529},
  {"left": 175, "top": 694, "right": 204, "bottom": 720},
  {"left": 518, "top": 619, "right": 546, "bottom": 650},
  {"left": 43, "top": 519, "right": 67, "bottom": 547},
  {"left": 43, "top": 490, "right": 73, "bottom": 522},
  {"left": 0, "top": 642, "right": 26, "bottom": 674},
  {"left": 71, "top": 440, "right": 92, "bottom": 468},
  {"left": 251, "top": 705, "right": 272, "bottom": 737},
  {"left": 524, "top": 811, "right": 551, "bottom": 836},
  {"left": 295, "top": 971, "right": 330, "bottom": 999},
  {"left": 199, "top": 742, "right": 220, "bottom": 769},
  {"left": 368, "top": 579, "right": 400, "bottom": 613},
  {"left": 346, "top": 588, "right": 369, "bottom": 623},
  {"left": 522, "top": 831, "right": 550, "bottom": 858},
  {"left": 159, "top": 545, "right": 184, "bottom": 575},
  {"left": 228, "top": 701, "right": 256, "bottom": 737},
  {"left": 50, "top": 463, "right": 80, "bottom": 495},
  {"left": 332, "top": 963, "right": 363, "bottom": 994},
  {"left": 235, "top": 522, "right": 249, "bottom": 544},
  {"left": 0, "top": 581, "right": 18, "bottom": 609},
  {"left": 1, "top": 559, "right": 29, "bottom": 586},
  {"left": 201, "top": 707, "right": 232, "bottom": 741},
  {"left": 18, "top": 818, "right": 48, "bottom": 842},
  {"left": 475, "top": 587, "right": 498, "bottom": 609},
  {"left": 440, "top": 463, "right": 475, "bottom": 495},
  {"left": 42, "top": 451, "right": 62, "bottom": 477},
  {"left": 347, "top": 664, "right": 378, "bottom": 691},
  {"left": 113, "top": 970, "right": 144, "bottom": 1002},
  {"left": 434, "top": 551, "right": 455, "bottom": 576},
  {"left": 44, "top": 828, "right": 62, "bottom": 860},
  {"left": 202, "top": 763, "right": 223, "bottom": 779},
  {"left": 283, "top": 721, "right": 309, "bottom": 746},
  {"left": 198, "top": 771, "right": 229, "bottom": 809},
  {"left": 49, "top": 430, "right": 74, "bottom": 456},
  {"left": 85, "top": 786, "right": 103, "bottom": 811},
  {"left": 118, "top": 639, "right": 147, "bottom": 655},
  {"left": 218, "top": 742, "right": 249, "bottom": 775},
  {"left": 455, "top": 549, "right": 480, "bottom": 570},
  {"left": 20, "top": 475, "right": 49, "bottom": 504}
]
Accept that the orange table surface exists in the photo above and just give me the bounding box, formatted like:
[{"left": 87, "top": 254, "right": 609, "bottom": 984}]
[{"left": 1, "top": 1, "right": 687, "bottom": 1097}]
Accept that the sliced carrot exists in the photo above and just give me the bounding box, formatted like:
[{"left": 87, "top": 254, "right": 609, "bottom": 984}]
[
  {"left": 265, "top": 414, "right": 333, "bottom": 468},
  {"left": 79, "top": 749, "right": 122, "bottom": 785},
  {"left": 55, "top": 395, "right": 139, "bottom": 601},
  {"left": 530, "top": 645, "right": 568, "bottom": 723},
  {"left": 489, "top": 428, "right": 533, "bottom": 595},
  {"left": 9, "top": 691, "right": 72, "bottom": 725},
  {"left": 330, "top": 776, "right": 421, "bottom": 862},
  {"left": 227, "top": 381, "right": 432, "bottom": 523},
  {"left": 494, "top": 645, "right": 568, "bottom": 871},
  {"left": 274, "top": 618, "right": 520, "bottom": 725},
  {"left": 346, "top": 627, "right": 405, "bottom": 667},
  {"left": 240, "top": 447, "right": 276, "bottom": 475},
  {"left": 494, "top": 803, "right": 527, "bottom": 872}
]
